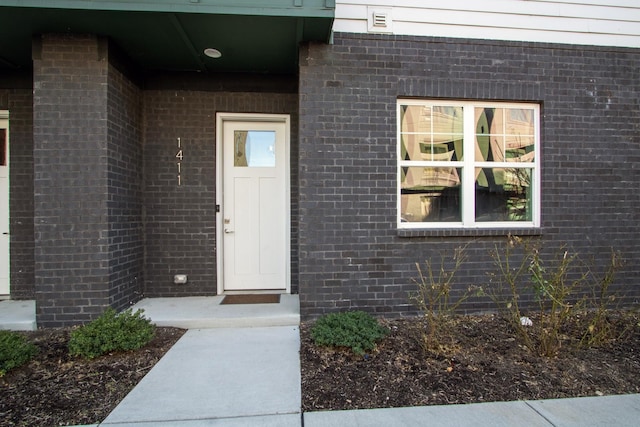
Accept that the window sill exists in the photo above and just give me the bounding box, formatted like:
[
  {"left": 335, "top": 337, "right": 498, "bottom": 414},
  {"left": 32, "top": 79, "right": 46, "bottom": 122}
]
[{"left": 397, "top": 227, "right": 542, "bottom": 238}]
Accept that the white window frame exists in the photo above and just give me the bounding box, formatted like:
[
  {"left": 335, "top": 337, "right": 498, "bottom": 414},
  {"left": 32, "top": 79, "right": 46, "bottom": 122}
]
[{"left": 397, "top": 99, "right": 541, "bottom": 229}]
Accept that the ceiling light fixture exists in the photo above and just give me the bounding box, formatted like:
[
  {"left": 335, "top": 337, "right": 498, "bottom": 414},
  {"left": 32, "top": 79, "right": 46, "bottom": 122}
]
[{"left": 204, "top": 48, "right": 222, "bottom": 59}]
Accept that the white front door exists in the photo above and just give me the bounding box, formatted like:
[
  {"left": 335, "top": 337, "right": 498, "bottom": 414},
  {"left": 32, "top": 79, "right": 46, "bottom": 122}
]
[
  {"left": 217, "top": 114, "right": 290, "bottom": 292},
  {"left": 0, "top": 113, "right": 9, "bottom": 296}
]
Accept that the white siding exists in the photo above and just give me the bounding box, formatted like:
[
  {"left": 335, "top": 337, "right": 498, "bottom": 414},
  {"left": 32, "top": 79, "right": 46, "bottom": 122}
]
[{"left": 334, "top": 0, "right": 640, "bottom": 48}]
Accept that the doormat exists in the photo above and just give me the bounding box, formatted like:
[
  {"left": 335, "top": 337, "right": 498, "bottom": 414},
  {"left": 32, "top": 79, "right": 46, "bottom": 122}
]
[{"left": 220, "top": 294, "right": 281, "bottom": 305}]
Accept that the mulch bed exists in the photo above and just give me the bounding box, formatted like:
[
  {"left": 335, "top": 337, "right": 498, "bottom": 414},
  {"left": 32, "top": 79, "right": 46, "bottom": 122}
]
[
  {"left": 0, "top": 327, "right": 185, "bottom": 427},
  {"left": 3, "top": 313, "right": 639, "bottom": 425},
  {"left": 301, "top": 313, "right": 640, "bottom": 412}
]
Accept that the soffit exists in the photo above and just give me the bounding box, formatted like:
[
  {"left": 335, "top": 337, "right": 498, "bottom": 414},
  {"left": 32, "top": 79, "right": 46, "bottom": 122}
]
[{"left": 0, "top": 1, "right": 335, "bottom": 74}]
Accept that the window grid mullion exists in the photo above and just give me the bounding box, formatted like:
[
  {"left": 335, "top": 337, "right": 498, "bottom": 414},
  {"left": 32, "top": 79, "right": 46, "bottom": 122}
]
[
  {"left": 475, "top": 162, "right": 534, "bottom": 168},
  {"left": 462, "top": 105, "right": 475, "bottom": 225}
]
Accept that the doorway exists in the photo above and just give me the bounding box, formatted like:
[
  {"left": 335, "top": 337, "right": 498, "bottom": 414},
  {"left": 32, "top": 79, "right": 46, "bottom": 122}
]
[
  {"left": 216, "top": 113, "right": 290, "bottom": 294},
  {"left": 0, "top": 112, "right": 9, "bottom": 296}
]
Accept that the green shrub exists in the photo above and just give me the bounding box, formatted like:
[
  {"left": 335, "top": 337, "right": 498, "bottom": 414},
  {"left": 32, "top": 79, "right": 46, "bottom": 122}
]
[
  {"left": 68, "top": 308, "right": 155, "bottom": 359},
  {"left": 310, "top": 311, "right": 388, "bottom": 356},
  {"left": 0, "top": 330, "right": 37, "bottom": 376}
]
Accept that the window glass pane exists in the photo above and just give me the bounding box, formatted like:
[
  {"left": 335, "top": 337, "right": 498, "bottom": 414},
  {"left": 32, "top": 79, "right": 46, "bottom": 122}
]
[
  {"left": 434, "top": 106, "right": 463, "bottom": 133},
  {"left": 476, "top": 108, "right": 535, "bottom": 163},
  {"left": 401, "top": 104, "right": 432, "bottom": 133},
  {"left": 475, "top": 107, "right": 504, "bottom": 135},
  {"left": 475, "top": 167, "right": 533, "bottom": 222},
  {"left": 475, "top": 108, "right": 505, "bottom": 161},
  {"left": 234, "top": 131, "right": 248, "bottom": 166},
  {"left": 475, "top": 135, "right": 505, "bottom": 162},
  {"left": 401, "top": 104, "right": 463, "bottom": 161},
  {"left": 400, "top": 166, "right": 462, "bottom": 222},
  {"left": 506, "top": 109, "right": 535, "bottom": 136},
  {"left": 433, "top": 106, "right": 463, "bottom": 161},
  {"left": 400, "top": 133, "right": 430, "bottom": 162},
  {"left": 505, "top": 135, "right": 535, "bottom": 162},
  {"left": 234, "top": 130, "right": 276, "bottom": 167},
  {"left": 430, "top": 136, "right": 462, "bottom": 162}
]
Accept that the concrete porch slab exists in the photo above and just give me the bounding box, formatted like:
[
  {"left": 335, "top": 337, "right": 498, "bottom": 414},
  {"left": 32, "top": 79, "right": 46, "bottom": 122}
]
[
  {"left": 130, "top": 295, "right": 300, "bottom": 329},
  {"left": 0, "top": 300, "right": 36, "bottom": 331}
]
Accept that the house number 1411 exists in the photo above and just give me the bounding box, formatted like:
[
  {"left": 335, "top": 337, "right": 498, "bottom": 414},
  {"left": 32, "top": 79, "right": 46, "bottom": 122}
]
[{"left": 176, "top": 137, "right": 183, "bottom": 186}]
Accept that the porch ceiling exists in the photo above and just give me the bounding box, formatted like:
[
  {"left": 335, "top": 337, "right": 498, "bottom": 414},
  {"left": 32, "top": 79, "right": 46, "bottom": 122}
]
[{"left": 0, "top": 1, "right": 334, "bottom": 74}]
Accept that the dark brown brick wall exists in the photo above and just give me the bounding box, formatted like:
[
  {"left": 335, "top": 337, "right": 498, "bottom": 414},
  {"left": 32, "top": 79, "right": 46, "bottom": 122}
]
[
  {"left": 298, "top": 33, "right": 640, "bottom": 319},
  {"left": 0, "top": 88, "right": 34, "bottom": 299},
  {"left": 15, "top": 29, "right": 638, "bottom": 324},
  {"left": 106, "top": 55, "right": 144, "bottom": 310},
  {"left": 6, "top": 50, "right": 300, "bottom": 323},
  {"left": 32, "top": 35, "right": 144, "bottom": 326},
  {"left": 33, "top": 34, "right": 111, "bottom": 326}
]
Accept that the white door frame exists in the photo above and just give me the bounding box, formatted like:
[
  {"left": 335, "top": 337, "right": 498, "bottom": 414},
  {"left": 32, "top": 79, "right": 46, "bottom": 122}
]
[
  {"left": 215, "top": 113, "right": 291, "bottom": 295},
  {"left": 0, "top": 110, "right": 9, "bottom": 297}
]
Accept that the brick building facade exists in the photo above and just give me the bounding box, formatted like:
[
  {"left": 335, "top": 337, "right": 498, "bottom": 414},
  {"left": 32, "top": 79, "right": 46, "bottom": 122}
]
[
  {"left": 0, "top": 2, "right": 638, "bottom": 327},
  {"left": 298, "top": 33, "right": 640, "bottom": 317}
]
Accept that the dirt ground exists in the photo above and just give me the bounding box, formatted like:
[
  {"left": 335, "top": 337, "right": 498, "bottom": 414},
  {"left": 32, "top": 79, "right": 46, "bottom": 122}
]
[
  {"left": 0, "top": 327, "right": 185, "bottom": 427},
  {"left": 2, "top": 313, "right": 640, "bottom": 426},
  {"left": 301, "top": 313, "right": 640, "bottom": 411}
]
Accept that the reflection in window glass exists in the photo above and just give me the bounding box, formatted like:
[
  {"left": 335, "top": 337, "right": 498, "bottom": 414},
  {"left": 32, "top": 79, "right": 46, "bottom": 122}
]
[
  {"left": 400, "top": 105, "right": 432, "bottom": 133},
  {"left": 234, "top": 130, "right": 276, "bottom": 167},
  {"left": 475, "top": 167, "right": 532, "bottom": 222},
  {"left": 400, "top": 166, "right": 462, "bottom": 222},
  {"left": 507, "top": 109, "right": 534, "bottom": 136},
  {"left": 433, "top": 106, "right": 463, "bottom": 134},
  {"left": 400, "top": 105, "right": 463, "bottom": 162},
  {"left": 505, "top": 136, "right": 535, "bottom": 162},
  {"left": 399, "top": 100, "right": 539, "bottom": 228},
  {"left": 475, "top": 108, "right": 535, "bottom": 163}
]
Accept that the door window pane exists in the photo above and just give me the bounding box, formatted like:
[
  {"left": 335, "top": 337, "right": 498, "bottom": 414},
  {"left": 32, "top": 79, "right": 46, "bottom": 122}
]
[{"left": 234, "top": 130, "right": 276, "bottom": 167}]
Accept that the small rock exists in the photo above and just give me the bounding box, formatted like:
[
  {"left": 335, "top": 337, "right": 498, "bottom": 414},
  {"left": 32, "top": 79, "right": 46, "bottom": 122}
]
[{"left": 520, "top": 316, "right": 533, "bottom": 326}]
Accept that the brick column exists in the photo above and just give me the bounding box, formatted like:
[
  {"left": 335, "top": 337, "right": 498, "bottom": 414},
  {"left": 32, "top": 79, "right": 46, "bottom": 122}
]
[{"left": 32, "top": 34, "right": 142, "bottom": 327}]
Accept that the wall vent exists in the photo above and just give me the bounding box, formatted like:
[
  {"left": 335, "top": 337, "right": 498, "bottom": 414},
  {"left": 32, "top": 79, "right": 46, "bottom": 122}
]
[
  {"left": 367, "top": 7, "right": 393, "bottom": 34},
  {"left": 372, "top": 12, "right": 388, "bottom": 28}
]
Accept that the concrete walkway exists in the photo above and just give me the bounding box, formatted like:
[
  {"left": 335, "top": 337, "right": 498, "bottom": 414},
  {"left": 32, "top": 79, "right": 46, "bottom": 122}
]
[
  {"left": 2, "top": 297, "right": 640, "bottom": 426},
  {"left": 304, "top": 394, "right": 640, "bottom": 426},
  {"left": 103, "top": 296, "right": 640, "bottom": 427},
  {"left": 102, "top": 326, "right": 301, "bottom": 426}
]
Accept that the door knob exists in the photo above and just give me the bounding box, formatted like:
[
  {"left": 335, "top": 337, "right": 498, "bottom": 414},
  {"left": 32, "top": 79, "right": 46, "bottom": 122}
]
[{"left": 224, "top": 229, "right": 234, "bottom": 234}]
